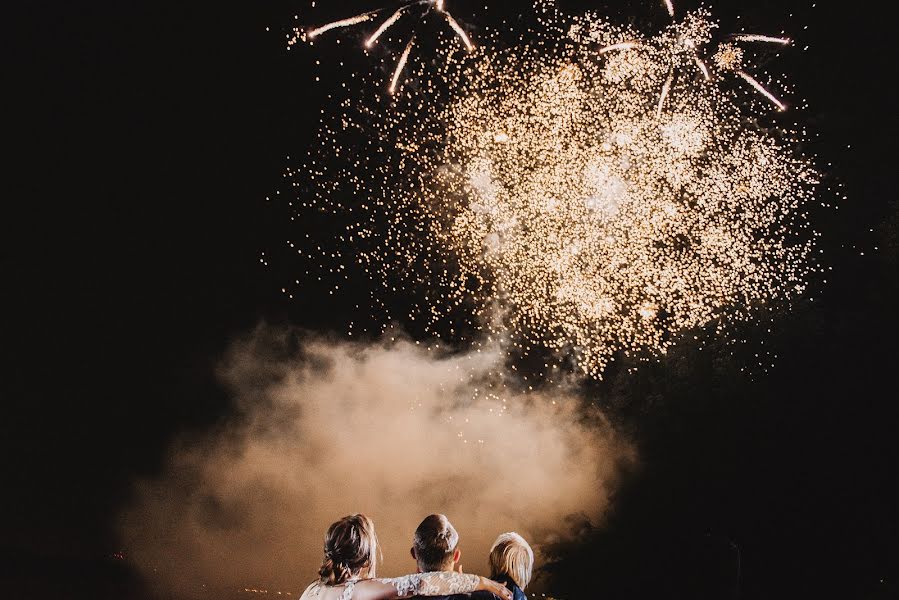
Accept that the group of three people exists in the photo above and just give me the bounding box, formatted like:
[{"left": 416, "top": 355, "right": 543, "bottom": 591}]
[{"left": 300, "top": 514, "right": 533, "bottom": 600}]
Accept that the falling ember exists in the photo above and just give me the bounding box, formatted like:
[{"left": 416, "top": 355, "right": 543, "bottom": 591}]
[
  {"left": 737, "top": 70, "right": 787, "bottom": 111},
  {"left": 663, "top": 0, "right": 675, "bottom": 18},
  {"left": 445, "top": 12, "right": 475, "bottom": 51},
  {"left": 732, "top": 34, "right": 792, "bottom": 45},
  {"left": 656, "top": 71, "right": 674, "bottom": 118},
  {"left": 599, "top": 41, "right": 641, "bottom": 54},
  {"left": 693, "top": 55, "right": 711, "bottom": 80},
  {"left": 366, "top": 8, "right": 407, "bottom": 47},
  {"left": 307, "top": 13, "right": 375, "bottom": 39},
  {"left": 389, "top": 37, "right": 415, "bottom": 94}
]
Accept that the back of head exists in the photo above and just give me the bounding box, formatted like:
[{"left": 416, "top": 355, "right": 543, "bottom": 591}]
[
  {"left": 319, "top": 514, "right": 379, "bottom": 585},
  {"left": 489, "top": 532, "right": 534, "bottom": 591},
  {"left": 412, "top": 514, "right": 459, "bottom": 572}
]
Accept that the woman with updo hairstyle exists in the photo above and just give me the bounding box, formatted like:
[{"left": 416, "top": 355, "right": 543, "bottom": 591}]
[
  {"left": 300, "top": 515, "right": 512, "bottom": 600},
  {"left": 488, "top": 533, "right": 534, "bottom": 600},
  {"left": 318, "top": 514, "right": 380, "bottom": 585}
]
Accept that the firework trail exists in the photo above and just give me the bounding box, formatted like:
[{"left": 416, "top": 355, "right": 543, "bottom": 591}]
[
  {"left": 737, "top": 70, "right": 787, "bottom": 111},
  {"left": 444, "top": 11, "right": 475, "bottom": 51},
  {"left": 307, "top": 13, "right": 376, "bottom": 40},
  {"left": 390, "top": 37, "right": 416, "bottom": 94},
  {"left": 732, "top": 34, "right": 792, "bottom": 45},
  {"left": 656, "top": 70, "right": 674, "bottom": 117},
  {"left": 693, "top": 55, "right": 711, "bottom": 80},
  {"left": 663, "top": 0, "right": 675, "bottom": 18},
  {"left": 599, "top": 41, "right": 641, "bottom": 54},
  {"left": 366, "top": 7, "right": 409, "bottom": 47},
  {"left": 299, "top": 0, "right": 474, "bottom": 91}
]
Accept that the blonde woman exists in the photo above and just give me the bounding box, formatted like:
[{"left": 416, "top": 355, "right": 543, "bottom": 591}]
[
  {"left": 488, "top": 533, "right": 534, "bottom": 600},
  {"left": 301, "top": 515, "right": 512, "bottom": 600}
]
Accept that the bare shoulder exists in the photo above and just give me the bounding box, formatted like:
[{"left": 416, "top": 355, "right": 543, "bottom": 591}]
[
  {"left": 350, "top": 579, "right": 403, "bottom": 600},
  {"left": 300, "top": 581, "right": 323, "bottom": 599}
]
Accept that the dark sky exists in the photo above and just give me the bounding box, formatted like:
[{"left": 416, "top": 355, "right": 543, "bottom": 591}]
[{"left": 4, "top": 1, "right": 897, "bottom": 598}]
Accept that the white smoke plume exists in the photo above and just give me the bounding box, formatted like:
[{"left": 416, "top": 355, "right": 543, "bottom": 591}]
[{"left": 120, "top": 326, "right": 634, "bottom": 597}]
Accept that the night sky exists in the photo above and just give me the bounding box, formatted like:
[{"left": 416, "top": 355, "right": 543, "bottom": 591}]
[{"left": 4, "top": 1, "right": 898, "bottom": 599}]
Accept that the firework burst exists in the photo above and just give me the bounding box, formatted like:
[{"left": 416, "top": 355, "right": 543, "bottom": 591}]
[{"left": 279, "top": 1, "right": 820, "bottom": 377}]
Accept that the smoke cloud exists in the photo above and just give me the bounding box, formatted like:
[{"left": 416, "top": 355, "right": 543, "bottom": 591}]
[{"left": 121, "top": 326, "right": 633, "bottom": 596}]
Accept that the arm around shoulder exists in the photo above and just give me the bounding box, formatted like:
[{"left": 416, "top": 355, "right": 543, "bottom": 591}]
[{"left": 350, "top": 573, "right": 510, "bottom": 600}]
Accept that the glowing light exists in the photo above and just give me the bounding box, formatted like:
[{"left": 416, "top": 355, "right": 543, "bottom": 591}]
[
  {"left": 307, "top": 13, "right": 374, "bottom": 39},
  {"left": 599, "top": 41, "right": 641, "bottom": 54},
  {"left": 445, "top": 11, "right": 475, "bottom": 51},
  {"left": 663, "top": 0, "right": 675, "bottom": 18},
  {"left": 732, "top": 34, "right": 792, "bottom": 45},
  {"left": 638, "top": 304, "right": 659, "bottom": 320},
  {"left": 737, "top": 70, "right": 787, "bottom": 111},
  {"left": 390, "top": 37, "right": 415, "bottom": 94},
  {"left": 657, "top": 70, "right": 674, "bottom": 118},
  {"left": 713, "top": 43, "right": 744, "bottom": 71},
  {"left": 693, "top": 55, "right": 711, "bottom": 80},
  {"left": 366, "top": 8, "right": 408, "bottom": 48}
]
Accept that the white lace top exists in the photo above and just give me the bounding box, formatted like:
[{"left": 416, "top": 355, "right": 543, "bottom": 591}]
[{"left": 300, "top": 572, "right": 482, "bottom": 600}]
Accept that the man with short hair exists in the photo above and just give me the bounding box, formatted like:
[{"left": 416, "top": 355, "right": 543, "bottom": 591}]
[{"left": 409, "top": 514, "right": 502, "bottom": 600}]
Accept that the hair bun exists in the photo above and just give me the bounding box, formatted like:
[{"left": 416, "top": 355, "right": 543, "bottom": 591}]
[{"left": 317, "top": 514, "right": 379, "bottom": 585}]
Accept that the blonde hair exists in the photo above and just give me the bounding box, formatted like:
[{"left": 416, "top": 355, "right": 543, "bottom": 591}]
[
  {"left": 318, "top": 514, "right": 379, "bottom": 585},
  {"left": 489, "top": 532, "right": 534, "bottom": 590}
]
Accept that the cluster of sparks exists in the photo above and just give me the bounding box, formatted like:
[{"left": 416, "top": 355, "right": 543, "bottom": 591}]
[{"left": 281, "top": 1, "right": 820, "bottom": 377}]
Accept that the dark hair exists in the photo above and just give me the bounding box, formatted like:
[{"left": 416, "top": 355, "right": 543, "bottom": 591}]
[
  {"left": 318, "top": 514, "right": 379, "bottom": 585},
  {"left": 412, "top": 514, "right": 459, "bottom": 572}
]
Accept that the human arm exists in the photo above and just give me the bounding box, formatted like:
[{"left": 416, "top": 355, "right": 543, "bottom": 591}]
[{"left": 351, "top": 573, "right": 512, "bottom": 600}]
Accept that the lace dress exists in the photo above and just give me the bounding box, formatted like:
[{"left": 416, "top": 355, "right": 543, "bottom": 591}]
[{"left": 300, "top": 572, "right": 482, "bottom": 600}]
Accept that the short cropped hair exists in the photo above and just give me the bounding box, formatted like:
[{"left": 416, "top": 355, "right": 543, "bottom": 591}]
[
  {"left": 489, "top": 532, "right": 534, "bottom": 590},
  {"left": 413, "top": 514, "right": 459, "bottom": 572}
]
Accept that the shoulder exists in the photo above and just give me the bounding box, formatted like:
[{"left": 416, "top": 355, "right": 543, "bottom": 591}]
[
  {"left": 502, "top": 582, "right": 525, "bottom": 600},
  {"left": 423, "top": 593, "right": 499, "bottom": 600},
  {"left": 300, "top": 581, "right": 323, "bottom": 599},
  {"left": 490, "top": 577, "right": 525, "bottom": 600},
  {"left": 406, "top": 595, "right": 497, "bottom": 600}
]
